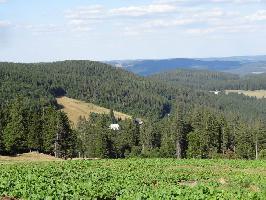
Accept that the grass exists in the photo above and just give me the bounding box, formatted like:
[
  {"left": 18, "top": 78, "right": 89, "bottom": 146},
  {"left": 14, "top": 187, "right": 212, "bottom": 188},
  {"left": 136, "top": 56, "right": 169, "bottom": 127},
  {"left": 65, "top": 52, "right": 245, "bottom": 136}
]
[
  {"left": 56, "top": 96, "right": 131, "bottom": 126},
  {"left": 0, "top": 159, "right": 265, "bottom": 199},
  {"left": 225, "top": 90, "right": 266, "bottom": 99},
  {"left": 0, "top": 152, "right": 60, "bottom": 163}
]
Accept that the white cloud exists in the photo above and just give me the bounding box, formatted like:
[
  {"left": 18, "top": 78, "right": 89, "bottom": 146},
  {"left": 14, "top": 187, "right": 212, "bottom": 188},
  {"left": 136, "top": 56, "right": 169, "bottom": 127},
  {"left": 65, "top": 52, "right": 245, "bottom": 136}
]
[
  {"left": 143, "top": 18, "right": 196, "bottom": 28},
  {"left": 65, "top": 5, "right": 105, "bottom": 32},
  {"left": 63, "top": 1, "right": 266, "bottom": 37},
  {"left": 0, "top": 20, "right": 10, "bottom": 28},
  {"left": 65, "top": 5, "right": 104, "bottom": 20},
  {"left": 246, "top": 10, "right": 266, "bottom": 21},
  {"left": 0, "top": 0, "right": 7, "bottom": 3},
  {"left": 110, "top": 4, "right": 176, "bottom": 17}
]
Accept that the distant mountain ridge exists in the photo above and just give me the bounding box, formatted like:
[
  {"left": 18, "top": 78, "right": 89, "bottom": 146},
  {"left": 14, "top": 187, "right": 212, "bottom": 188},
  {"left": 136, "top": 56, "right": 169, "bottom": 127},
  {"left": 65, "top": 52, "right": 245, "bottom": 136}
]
[{"left": 106, "top": 55, "right": 266, "bottom": 76}]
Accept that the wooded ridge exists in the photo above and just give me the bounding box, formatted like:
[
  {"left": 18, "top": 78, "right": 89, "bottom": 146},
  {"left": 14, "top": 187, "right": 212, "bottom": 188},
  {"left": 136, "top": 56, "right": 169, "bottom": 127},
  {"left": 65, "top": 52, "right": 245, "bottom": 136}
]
[{"left": 0, "top": 61, "right": 266, "bottom": 159}]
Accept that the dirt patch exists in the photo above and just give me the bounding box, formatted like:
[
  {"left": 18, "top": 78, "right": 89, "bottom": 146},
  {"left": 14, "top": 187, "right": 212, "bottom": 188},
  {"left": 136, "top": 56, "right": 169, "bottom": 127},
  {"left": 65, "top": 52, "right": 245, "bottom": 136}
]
[
  {"left": 179, "top": 180, "right": 198, "bottom": 187},
  {"left": 1, "top": 196, "right": 19, "bottom": 200},
  {"left": 249, "top": 185, "right": 260, "bottom": 192},
  {"left": 218, "top": 178, "right": 227, "bottom": 185}
]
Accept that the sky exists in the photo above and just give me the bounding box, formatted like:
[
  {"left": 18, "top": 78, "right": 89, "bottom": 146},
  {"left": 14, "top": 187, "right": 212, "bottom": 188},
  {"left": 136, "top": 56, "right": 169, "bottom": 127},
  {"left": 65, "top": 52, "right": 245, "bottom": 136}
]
[{"left": 1, "top": 0, "right": 266, "bottom": 62}]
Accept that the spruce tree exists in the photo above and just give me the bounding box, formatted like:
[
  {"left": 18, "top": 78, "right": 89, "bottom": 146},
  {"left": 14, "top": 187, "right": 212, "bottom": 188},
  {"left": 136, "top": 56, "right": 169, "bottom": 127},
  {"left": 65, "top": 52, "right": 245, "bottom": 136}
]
[
  {"left": 3, "top": 98, "right": 27, "bottom": 154},
  {"left": 56, "top": 112, "right": 77, "bottom": 159},
  {"left": 140, "top": 121, "right": 153, "bottom": 154}
]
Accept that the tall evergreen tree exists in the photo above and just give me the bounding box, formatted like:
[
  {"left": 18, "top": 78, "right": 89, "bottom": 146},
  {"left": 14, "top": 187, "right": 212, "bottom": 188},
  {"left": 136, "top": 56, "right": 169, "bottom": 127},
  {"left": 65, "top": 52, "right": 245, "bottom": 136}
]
[
  {"left": 27, "top": 111, "right": 43, "bottom": 152},
  {"left": 56, "top": 112, "right": 77, "bottom": 159},
  {"left": 172, "top": 104, "right": 187, "bottom": 158},
  {"left": 140, "top": 121, "right": 153, "bottom": 154},
  {"left": 3, "top": 98, "right": 27, "bottom": 154}
]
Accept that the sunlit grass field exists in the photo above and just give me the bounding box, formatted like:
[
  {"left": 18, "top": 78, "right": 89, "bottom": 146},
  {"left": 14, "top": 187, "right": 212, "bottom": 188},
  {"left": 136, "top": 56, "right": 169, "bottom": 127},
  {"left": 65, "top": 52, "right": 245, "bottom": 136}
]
[
  {"left": 56, "top": 96, "right": 131, "bottom": 126},
  {"left": 225, "top": 90, "right": 266, "bottom": 99}
]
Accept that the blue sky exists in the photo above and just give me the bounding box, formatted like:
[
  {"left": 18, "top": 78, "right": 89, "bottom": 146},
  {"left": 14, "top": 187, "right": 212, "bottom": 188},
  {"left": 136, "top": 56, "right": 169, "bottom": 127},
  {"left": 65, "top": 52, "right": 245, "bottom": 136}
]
[{"left": 1, "top": 0, "right": 266, "bottom": 62}]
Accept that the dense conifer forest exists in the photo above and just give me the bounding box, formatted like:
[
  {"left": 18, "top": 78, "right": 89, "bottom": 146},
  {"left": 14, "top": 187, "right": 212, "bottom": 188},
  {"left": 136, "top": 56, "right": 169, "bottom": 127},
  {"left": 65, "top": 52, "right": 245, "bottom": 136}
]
[
  {"left": 0, "top": 61, "right": 266, "bottom": 159},
  {"left": 150, "top": 68, "right": 266, "bottom": 90}
]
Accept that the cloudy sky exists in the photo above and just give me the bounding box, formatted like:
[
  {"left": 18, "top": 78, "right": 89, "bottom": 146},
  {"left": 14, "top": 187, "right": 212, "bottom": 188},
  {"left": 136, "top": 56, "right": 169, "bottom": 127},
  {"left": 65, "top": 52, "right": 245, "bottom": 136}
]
[{"left": 1, "top": 0, "right": 266, "bottom": 62}]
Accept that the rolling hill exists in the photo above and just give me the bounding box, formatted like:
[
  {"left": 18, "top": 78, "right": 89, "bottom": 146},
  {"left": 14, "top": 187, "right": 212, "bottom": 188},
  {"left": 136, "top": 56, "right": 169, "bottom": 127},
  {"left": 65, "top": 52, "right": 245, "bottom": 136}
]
[
  {"left": 107, "top": 58, "right": 241, "bottom": 76},
  {"left": 106, "top": 56, "right": 266, "bottom": 76},
  {"left": 1, "top": 60, "right": 266, "bottom": 122},
  {"left": 0, "top": 60, "right": 177, "bottom": 118}
]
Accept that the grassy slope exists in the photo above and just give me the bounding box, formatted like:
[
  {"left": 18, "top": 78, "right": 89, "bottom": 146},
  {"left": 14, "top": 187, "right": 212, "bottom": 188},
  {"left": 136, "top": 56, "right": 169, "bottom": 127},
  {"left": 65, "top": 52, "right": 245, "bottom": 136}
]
[
  {"left": 56, "top": 96, "right": 131, "bottom": 126},
  {"left": 226, "top": 90, "right": 266, "bottom": 99}
]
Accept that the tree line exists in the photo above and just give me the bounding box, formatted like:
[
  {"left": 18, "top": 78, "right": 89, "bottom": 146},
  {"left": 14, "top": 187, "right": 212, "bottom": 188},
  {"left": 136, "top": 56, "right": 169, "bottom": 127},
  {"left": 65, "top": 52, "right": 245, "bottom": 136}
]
[
  {"left": 76, "top": 103, "right": 266, "bottom": 160},
  {"left": 0, "top": 97, "right": 76, "bottom": 158},
  {"left": 2, "top": 96, "right": 265, "bottom": 160},
  {"left": 150, "top": 68, "right": 266, "bottom": 91}
]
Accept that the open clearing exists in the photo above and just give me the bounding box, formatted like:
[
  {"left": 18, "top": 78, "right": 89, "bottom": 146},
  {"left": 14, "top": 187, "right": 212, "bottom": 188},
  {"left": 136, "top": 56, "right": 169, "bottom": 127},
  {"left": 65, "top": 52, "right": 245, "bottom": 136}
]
[
  {"left": 0, "top": 159, "right": 265, "bottom": 199},
  {"left": 0, "top": 152, "right": 60, "bottom": 163},
  {"left": 56, "top": 96, "right": 131, "bottom": 125},
  {"left": 225, "top": 90, "right": 266, "bottom": 99}
]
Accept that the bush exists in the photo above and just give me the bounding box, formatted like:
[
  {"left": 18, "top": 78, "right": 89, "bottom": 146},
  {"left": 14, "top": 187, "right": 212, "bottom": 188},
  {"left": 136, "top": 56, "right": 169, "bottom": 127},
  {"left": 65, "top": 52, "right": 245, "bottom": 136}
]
[
  {"left": 209, "top": 150, "right": 238, "bottom": 159},
  {"left": 128, "top": 146, "right": 142, "bottom": 158},
  {"left": 259, "top": 149, "right": 266, "bottom": 160},
  {"left": 141, "top": 148, "right": 161, "bottom": 158}
]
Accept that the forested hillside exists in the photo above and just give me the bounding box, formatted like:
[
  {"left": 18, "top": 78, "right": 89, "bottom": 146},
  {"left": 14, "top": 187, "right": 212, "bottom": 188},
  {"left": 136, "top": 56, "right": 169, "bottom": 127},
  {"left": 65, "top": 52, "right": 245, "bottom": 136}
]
[
  {"left": 150, "top": 69, "right": 239, "bottom": 90},
  {"left": 150, "top": 69, "right": 266, "bottom": 91},
  {"left": 0, "top": 61, "right": 179, "bottom": 118},
  {"left": 1, "top": 61, "right": 266, "bottom": 159}
]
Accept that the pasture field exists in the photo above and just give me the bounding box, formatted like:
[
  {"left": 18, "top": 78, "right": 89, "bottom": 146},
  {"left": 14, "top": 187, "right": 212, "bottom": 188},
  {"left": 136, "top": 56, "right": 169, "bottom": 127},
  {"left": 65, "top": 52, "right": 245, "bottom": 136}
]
[
  {"left": 56, "top": 96, "right": 131, "bottom": 126},
  {"left": 0, "top": 159, "right": 266, "bottom": 200},
  {"left": 0, "top": 152, "right": 60, "bottom": 163},
  {"left": 225, "top": 90, "right": 266, "bottom": 99}
]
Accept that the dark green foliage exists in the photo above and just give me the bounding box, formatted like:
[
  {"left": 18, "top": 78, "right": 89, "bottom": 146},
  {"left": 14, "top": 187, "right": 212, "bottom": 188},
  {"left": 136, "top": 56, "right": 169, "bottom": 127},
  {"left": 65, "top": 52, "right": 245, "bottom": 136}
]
[
  {"left": 0, "top": 61, "right": 178, "bottom": 118},
  {"left": 1, "top": 61, "right": 266, "bottom": 159},
  {"left": 0, "top": 97, "right": 76, "bottom": 158},
  {"left": 259, "top": 149, "right": 266, "bottom": 159},
  {"left": 73, "top": 102, "right": 266, "bottom": 160},
  {"left": 150, "top": 69, "right": 239, "bottom": 90},
  {"left": 56, "top": 112, "right": 77, "bottom": 159},
  {"left": 150, "top": 68, "right": 266, "bottom": 90},
  {"left": 3, "top": 98, "right": 27, "bottom": 154}
]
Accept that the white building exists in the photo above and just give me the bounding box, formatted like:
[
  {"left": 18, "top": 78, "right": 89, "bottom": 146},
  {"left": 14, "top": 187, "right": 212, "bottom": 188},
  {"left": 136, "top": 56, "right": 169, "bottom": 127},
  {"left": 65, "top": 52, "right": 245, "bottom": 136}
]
[
  {"left": 109, "top": 124, "right": 120, "bottom": 131},
  {"left": 209, "top": 90, "right": 221, "bottom": 95}
]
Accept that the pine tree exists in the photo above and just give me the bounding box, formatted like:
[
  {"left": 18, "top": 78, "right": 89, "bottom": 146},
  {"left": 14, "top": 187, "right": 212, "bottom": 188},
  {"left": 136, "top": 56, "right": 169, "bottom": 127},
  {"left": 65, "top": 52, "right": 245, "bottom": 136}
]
[
  {"left": 160, "top": 117, "right": 176, "bottom": 157},
  {"left": 3, "top": 98, "right": 27, "bottom": 154},
  {"left": 56, "top": 112, "right": 77, "bottom": 159},
  {"left": 27, "top": 111, "right": 42, "bottom": 152},
  {"left": 109, "top": 109, "right": 117, "bottom": 124},
  {"left": 140, "top": 121, "right": 153, "bottom": 154},
  {"left": 172, "top": 104, "right": 187, "bottom": 159},
  {"left": 42, "top": 107, "right": 58, "bottom": 154},
  {"left": 0, "top": 107, "right": 5, "bottom": 154},
  {"left": 235, "top": 124, "right": 255, "bottom": 159},
  {"left": 76, "top": 116, "right": 88, "bottom": 158}
]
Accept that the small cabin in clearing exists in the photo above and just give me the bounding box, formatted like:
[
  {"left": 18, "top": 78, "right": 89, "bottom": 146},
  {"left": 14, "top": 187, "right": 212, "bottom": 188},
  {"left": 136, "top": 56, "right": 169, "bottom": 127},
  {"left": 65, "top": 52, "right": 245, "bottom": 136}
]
[
  {"left": 209, "top": 90, "right": 221, "bottom": 95},
  {"left": 109, "top": 124, "right": 120, "bottom": 131}
]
